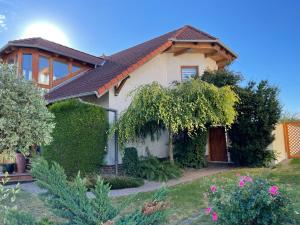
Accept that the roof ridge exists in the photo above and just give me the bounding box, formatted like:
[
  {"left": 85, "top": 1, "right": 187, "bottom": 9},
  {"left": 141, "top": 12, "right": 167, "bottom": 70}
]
[
  {"left": 9, "top": 37, "right": 41, "bottom": 43},
  {"left": 36, "top": 37, "right": 103, "bottom": 60},
  {"left": 10, "top": 37, "right": 103, "bottom": 60},
  {"left": 172, "top": 25, "right": 189, "bottom": 39},
  {"left": 108, "top": 28, "right": 180, "bottom": 58},
  {"left": 184, "top": 25, "right": 217, "bottom": 40}
]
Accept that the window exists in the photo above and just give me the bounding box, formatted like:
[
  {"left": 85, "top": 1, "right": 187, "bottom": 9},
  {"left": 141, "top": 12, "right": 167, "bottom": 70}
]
[
  {"left": 53, "top": 60, "right": 69, "bottom": 80},
  {"left": 72, "top": 65, "right": 81, "bottom": 73},
  {"left": 38, "top": 56, "right": 50, "bottom": 85},
  {"left": 22, "top": 54, "right": 32, "bottom": 80},
  {"left": 181, "top": 66, "right": 198, "bottom": 81}
]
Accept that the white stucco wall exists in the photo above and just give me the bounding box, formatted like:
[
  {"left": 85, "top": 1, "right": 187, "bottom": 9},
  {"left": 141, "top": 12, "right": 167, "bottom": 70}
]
[
  {"left": 103, "top": 52, "right": 218, "bottom": 165},
  {"left": 267, "top": 124, "right": 288, "bottom": 164}
]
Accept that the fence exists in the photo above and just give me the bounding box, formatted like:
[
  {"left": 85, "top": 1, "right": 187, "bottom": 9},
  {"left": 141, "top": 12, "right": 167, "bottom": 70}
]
[{"left": 283, "top": 122, "right": 300, "bottom": 159}]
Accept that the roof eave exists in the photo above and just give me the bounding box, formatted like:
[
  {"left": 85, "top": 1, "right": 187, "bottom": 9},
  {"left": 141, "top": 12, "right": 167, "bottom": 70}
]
[
  {"left": 168, "top": 38, "right": 238, "bottom": 58},
  {"left": 46, "top": 91, "right": 100, "bottom": 104},
  {"left": 1, "top": 43, "right": 101, "bottom": 65}
]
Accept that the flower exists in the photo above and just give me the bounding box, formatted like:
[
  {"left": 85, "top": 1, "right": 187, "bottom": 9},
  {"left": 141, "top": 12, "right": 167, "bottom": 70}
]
[
  {"left": 210, "top": 185, "right": 217, "bottom": 193},
  {"left": 243, "top": 176, "right": 253, "bottom": 182},
  {"left": 239, "top": 180, "right": 245, "bottom": 187},
  {"left": 212, "top": 212, "right": 218, "bottom": 221},
  {"left": 269, "top": 185, "right": 279, "bottom": 196},
  {"left": 205, "top": 207, "right": 212, "bottom": 215}
]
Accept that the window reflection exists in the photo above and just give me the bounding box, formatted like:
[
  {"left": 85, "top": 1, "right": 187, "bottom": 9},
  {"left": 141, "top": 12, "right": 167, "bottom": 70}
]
[
  {"left": 38, "top": 56, "right": 50, "bottom": 85},
  {"left": 22, "top": 54, "right": 32, "bottom": 80},
  {"left": 53, "top": 60, "right": 69, "bottom": 80},
  {"left": 72, "top": 65, "right": 81, "bottom": 73}
]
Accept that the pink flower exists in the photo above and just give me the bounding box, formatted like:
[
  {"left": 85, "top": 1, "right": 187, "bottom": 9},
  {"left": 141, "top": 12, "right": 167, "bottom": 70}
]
[
  {"left": 212, "top": 212, "right": 218, "bottom": 221},
  {"left": 243, "top": 176, "right": 253, "bottom": 182},
  {"left": 239, "top": 180, "right": 245, "bottom": 187},
  {"left": 269, "top": 185, "right": 279, "bottom": 196},
  {"left": 205, "top": 207, "right": 212, "bottom": 215},
  {"left": 210, "top": 185, "right": 217, "bottom": 193}
]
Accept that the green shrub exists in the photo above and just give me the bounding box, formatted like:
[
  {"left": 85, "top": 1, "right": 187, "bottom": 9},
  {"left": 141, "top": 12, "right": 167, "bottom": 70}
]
[
  {"left": 86, "top": 175, "right": 144, "bottom": 190},
  {"left": 43, "top": 99, "right": 108, "bottom": 177},
  {"left": 228, "top": 81, "right": 280, "bottom": 166},
  {"left": 174, "top": 129, "right": 208, "bottom": 168},
  {"left": 26, "top": 158, "right": 168, "bottom": 225},
  {"left": 205, "top": 176, "right": 296, "bottom": 225},
  {"left": 123, "top": 147, "right": 140, "bottom": 177},
  {"left": 138, "top": 156, "right": 182, "bottom": 182}
]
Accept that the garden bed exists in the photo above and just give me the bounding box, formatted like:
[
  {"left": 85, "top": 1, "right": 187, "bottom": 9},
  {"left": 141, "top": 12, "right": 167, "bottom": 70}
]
[{"left": 4, "top": 159, "right": 300, "bottom": 224}]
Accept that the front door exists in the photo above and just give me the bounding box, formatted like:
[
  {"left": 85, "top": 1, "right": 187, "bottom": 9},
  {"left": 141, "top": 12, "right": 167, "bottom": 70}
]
[{"left": 209, "top": 127, "right": 227, "bottom": 162}]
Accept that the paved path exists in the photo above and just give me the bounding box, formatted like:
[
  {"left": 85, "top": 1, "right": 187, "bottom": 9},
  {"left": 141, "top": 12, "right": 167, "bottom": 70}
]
[{"left": 5, "top": 165, "right": 230, "bottom": 198}]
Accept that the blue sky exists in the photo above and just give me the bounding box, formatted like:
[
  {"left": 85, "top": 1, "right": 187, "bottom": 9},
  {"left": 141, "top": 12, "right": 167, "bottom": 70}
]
[{"left": 0, "top": 0, "right": 299, "bottom": 114}]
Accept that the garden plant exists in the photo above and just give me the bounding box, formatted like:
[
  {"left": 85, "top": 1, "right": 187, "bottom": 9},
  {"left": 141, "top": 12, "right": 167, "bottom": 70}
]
[{"left": 204, "top": 175, "right": 296, "bottom": 225}]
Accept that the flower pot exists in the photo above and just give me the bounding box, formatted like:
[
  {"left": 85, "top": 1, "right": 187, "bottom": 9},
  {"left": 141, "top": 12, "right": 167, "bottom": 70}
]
[
  {"left": 2, "top": 163, "right": 15, "bottom": 174},
  {"left": 15, "top": 153, "right": 26, "bottom": 173}
]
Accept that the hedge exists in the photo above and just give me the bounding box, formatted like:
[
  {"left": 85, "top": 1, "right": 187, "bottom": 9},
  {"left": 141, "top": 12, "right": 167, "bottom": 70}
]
[{"left": 43, "top": 99, "right": 108, "bottom": 177}]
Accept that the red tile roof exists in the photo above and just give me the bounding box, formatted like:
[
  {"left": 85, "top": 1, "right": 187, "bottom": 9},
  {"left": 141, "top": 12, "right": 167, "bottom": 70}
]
[
  {"left": 1, "top": 37, "right": 103, "bottom": 65},
  {"left": 45, "top": 25, "right": 235, "bottom": 102}
]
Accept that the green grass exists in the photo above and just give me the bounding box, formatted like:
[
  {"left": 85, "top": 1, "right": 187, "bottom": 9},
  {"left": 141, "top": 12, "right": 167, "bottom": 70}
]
[{"left": 4, "top": 159, "right": 300, "bottom": 224}]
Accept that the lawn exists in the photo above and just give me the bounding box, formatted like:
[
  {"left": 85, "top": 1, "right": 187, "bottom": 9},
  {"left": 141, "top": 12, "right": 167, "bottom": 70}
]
[{"left": 4, "top": 159, "right": 300, "bottom": 225}]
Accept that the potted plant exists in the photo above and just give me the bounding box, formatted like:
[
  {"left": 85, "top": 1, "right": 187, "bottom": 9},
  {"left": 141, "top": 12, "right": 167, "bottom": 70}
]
[
  {"left": 0, "top": 152, "right": 15, "bottom": 174},
  {"left": 15, "top": 151, "right": 26, "bottom": 173}
]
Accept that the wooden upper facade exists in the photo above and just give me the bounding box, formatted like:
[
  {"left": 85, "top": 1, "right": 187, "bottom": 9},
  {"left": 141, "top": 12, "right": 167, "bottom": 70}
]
[{"left": 0, "top": 37, "right": 103, "bottom": 90}]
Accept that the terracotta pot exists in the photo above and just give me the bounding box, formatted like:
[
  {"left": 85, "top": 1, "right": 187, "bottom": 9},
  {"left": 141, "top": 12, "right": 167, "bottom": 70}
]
[{"left": 15, "top": 153, "right": 26, "bottom": 173}]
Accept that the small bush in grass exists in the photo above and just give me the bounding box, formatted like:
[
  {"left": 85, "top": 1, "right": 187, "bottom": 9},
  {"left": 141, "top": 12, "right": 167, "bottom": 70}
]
[
  {"left": 204, "top": 176, "right": 296, "bottom": 225},
  {"left": 138, "top": 156, "right": 182, "bottom": 182},
  {"left": 123, "top": 147, "right": 139, "bottom": 177},
  {"left": 86, "top": 175, "right": 144, "bottom": 190}
]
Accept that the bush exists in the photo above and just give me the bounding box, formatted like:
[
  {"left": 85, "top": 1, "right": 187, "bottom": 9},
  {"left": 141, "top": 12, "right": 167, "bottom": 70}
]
[
  {"left": 43, "top": 99, "right": 108, "bottom": 177},
  {"left": 204, "top": 176, "right": 296, "bottom": 225},
  {"left": 229, "top": 81, "right": 281, "bottom": 166},
  {"left": 174, "top": 129, "right": 208, "bottom": 168},
  {"left": 138, "top": 156, "right": 182, "bottom": 182},
  {"left": 86, "top": 175, "right": 144, "bottom": 190},
  {"left": 123, "top": 147, "right": 139, "bottom": 177}
]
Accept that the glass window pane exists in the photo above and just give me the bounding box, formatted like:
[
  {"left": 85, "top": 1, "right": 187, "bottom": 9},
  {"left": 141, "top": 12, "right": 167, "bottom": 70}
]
[
  {"left": 53, "top": 60, "right": 69, "bottom": 80},
  {"left": 181, "top": 67, "right": 198, "bottom": 81},
  {"left": 22, "top": 54, "right": 32, "bottom": 80},
  {"left": 72, "top": 65, "right": 81, "bottom": 73},
  {"left": 38, "top": 56, "right": 50, "bottom": 85}
]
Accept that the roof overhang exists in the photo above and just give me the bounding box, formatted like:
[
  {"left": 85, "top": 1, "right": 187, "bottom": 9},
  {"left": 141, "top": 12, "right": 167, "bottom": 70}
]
[{"left": 0, "top": 43, "right": 100, "bottom": 66}]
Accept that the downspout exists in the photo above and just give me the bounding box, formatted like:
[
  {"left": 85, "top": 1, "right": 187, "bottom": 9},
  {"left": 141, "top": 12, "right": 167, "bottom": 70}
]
[{"left": 78, "top": 99, "right": 119, "bottom": 175}]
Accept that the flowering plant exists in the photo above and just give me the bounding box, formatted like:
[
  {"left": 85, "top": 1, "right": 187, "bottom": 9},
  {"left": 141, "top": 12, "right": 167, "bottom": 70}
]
[{"left": 204, "top": 176, "right": 296, "bottom": 225}]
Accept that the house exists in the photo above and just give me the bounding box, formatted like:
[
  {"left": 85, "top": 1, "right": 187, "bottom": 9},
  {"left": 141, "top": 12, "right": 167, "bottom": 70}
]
[{"left": 0, "top": 25, "right": 237, "bottom": 169}]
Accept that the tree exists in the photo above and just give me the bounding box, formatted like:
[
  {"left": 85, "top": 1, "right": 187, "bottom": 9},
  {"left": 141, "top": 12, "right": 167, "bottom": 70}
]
[
  {"left": 111, "top": 79, "right": 238, "bottom": 163},
  {"left": 201, "top": 69, "right": 281, "bottom": 166},
  {"left": 0, "top": 64, "right": 54, "bottom": 156},
  {"left": 229, "top": 81, "right": 281, "bottom": 166},
  {"left": 201, "top": 69, "right": 243, "bottom": 88}
]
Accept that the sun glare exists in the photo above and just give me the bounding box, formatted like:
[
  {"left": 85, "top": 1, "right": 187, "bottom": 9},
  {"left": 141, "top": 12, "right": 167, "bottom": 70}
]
[{"left": 22, "top": 22, "right": 70, "bottom": 46}]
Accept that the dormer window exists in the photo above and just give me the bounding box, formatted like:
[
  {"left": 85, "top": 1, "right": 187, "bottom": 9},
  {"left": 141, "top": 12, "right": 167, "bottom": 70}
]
[
  {"left": 72, "top": 65, "right": 81, "bottom": 73},
  {"left": 22, "top": 53, "right": 33, "bottom": 81},
  {"left": 53, "top": 60, "right": 69, "bottom": 80},
  {"left": 38, "top": 56, "right": 50, "bottom": 85},
  {"left": 181, "top": 66, "right": 198, "bottom": 81}
]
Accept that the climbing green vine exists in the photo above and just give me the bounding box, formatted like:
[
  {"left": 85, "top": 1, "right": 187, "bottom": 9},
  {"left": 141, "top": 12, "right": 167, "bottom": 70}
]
[{"left": 110, "top": 79, "right": 239, "bottom": 162}]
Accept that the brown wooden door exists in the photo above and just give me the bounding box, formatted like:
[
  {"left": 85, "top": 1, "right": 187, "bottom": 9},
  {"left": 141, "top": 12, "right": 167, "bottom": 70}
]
[{"left": 209, "top": 127, "right": 227, "bottom": 162}]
